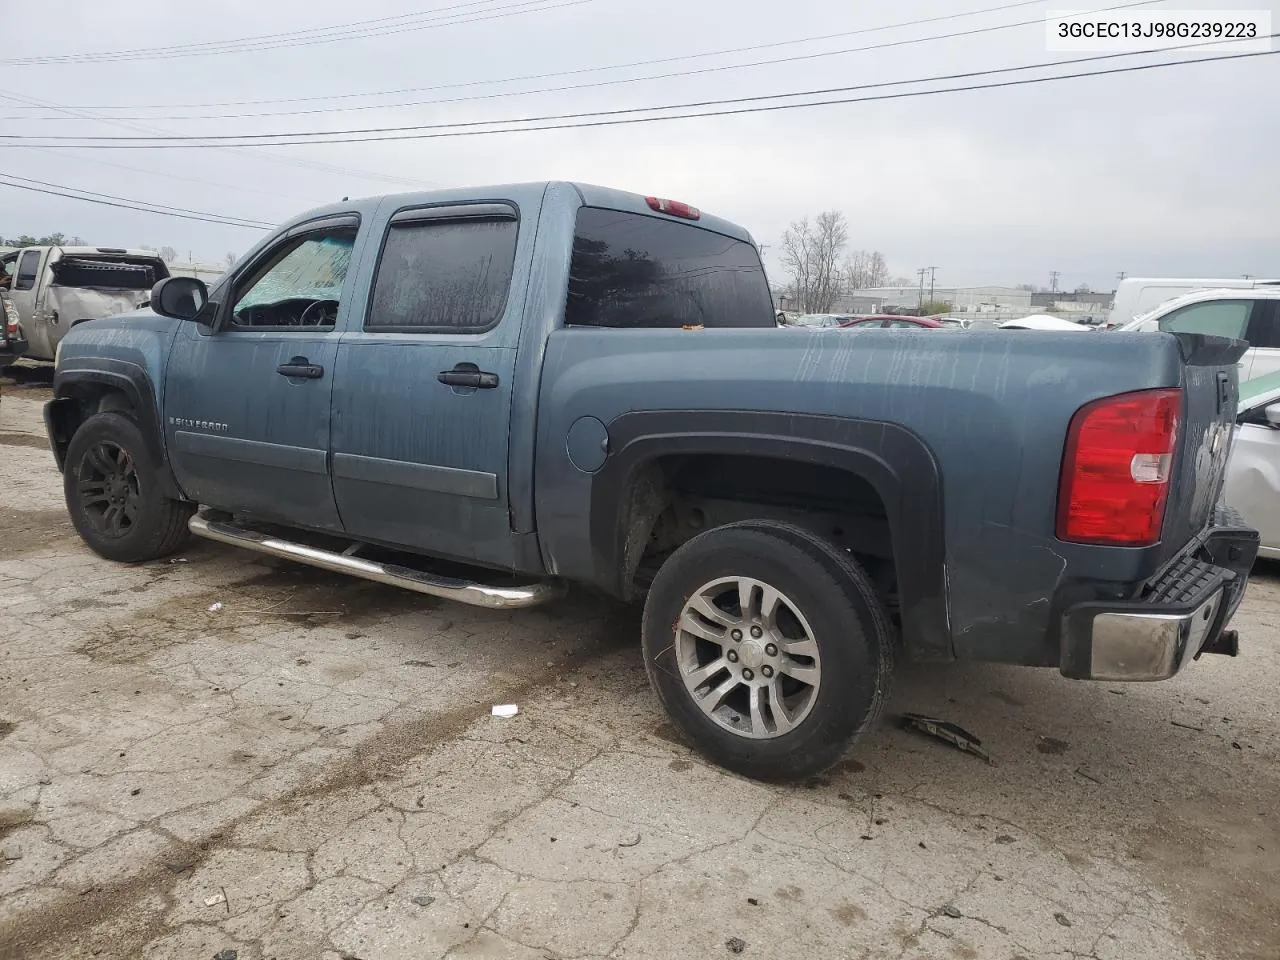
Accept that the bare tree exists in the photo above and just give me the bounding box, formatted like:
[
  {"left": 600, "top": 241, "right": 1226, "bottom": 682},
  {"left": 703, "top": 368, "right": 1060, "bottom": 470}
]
[
  {"left": 781, "top": 211, "right": 848, "bottom": 313},
  {"left": 844, "top": 249, "right": 889, "bottom": 290},
  {"left": 225, "top": 251, "right": 237, "bottom": 269},
  {"left": 158, "top": 245, "right": 178, "bottom": 264}
]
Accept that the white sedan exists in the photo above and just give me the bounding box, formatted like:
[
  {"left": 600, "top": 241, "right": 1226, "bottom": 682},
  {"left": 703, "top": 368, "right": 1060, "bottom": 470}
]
[{"left": 1226, "top": 371, "right": 1280, "bottom": 558}]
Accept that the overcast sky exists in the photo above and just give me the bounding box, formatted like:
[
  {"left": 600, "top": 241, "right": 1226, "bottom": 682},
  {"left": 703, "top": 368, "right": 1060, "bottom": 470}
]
[{"left": 2, "top": 0, "right": 1277, "bottom": 290}]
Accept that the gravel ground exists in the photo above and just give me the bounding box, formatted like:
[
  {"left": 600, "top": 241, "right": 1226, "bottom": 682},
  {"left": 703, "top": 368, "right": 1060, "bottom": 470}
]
[{"left": 2, "top": 363, "right": 1278, "bottom": 960}]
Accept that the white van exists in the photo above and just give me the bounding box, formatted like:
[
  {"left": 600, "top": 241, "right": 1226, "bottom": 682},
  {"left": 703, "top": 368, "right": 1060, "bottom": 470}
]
[
  {"left": 1109, "top": 277, "right": 1280, "bottom": 328},
  {"left": 1117, "top": 287, "right": 1280, "bottom": 381}
]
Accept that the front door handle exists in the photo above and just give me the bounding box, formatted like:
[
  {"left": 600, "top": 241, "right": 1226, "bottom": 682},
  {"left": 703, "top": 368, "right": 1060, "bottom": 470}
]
[
  {"left": 277, "top": 356, "right": 324, "bottom": 379},
  {"left": 438, "top": 363, "right": 499, "bottom": 389}
]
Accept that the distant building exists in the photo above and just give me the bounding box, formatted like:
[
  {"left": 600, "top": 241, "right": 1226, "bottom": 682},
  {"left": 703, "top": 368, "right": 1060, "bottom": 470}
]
[{"left": 833, "top": 285, "right": 1033, "bottom": 314}]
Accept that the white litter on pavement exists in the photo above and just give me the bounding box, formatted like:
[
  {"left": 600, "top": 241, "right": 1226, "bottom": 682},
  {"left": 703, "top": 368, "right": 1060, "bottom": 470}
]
[
  {"left": 203, "top": 893, "right": 226, "bottom": 907},
  {"left": 207, "top": 602, "right": 223, "bottom": 613},
  {"left": 491, "top": 704, "right": 519, "bottom": 718}
]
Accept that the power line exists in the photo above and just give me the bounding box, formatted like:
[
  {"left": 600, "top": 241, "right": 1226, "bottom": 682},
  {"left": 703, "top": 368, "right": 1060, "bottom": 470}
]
[
  {"left": 3, "top": 0, "right": 1162, "bottom": 121},
  {"left": 0, "top": 0, "right": 1081, "bottom": 116},
  {"left": 0, "top": 88, "right": 433, "bottom": 191},
  {"left": 0, "top": 175, "right": 273, "bottom": 229},
  {"left": 5, "top": 42, "right": 1270, "bottom": 148},
  {"left": 6, "top": 0, "right": 590, "bottom": 66},
  {"left": 0, "top": 174, "right": 273, "bottom": 227}
]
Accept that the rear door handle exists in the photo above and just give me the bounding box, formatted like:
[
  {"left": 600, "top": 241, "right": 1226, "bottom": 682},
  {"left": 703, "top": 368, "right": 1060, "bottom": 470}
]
[
  {"left": 277, "top": 356, "right": 324, "bottom": 379},
  {"left": 438, "top": 364, "right": 499, "bottom": 389}
]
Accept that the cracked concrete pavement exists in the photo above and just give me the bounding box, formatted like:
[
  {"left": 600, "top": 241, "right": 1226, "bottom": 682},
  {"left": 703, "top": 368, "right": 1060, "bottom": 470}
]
[{"left": 2, "top": 362, "right": 1278, "bottom": 960}]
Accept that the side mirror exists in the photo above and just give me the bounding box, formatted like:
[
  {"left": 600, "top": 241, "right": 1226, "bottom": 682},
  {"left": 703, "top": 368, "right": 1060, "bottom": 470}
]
[
  {"left": 1266, "top": 403, "right": 1280, "bottom": 429},
  {"left": 150, "top": 276, "right": 208, "bottom": 321}
]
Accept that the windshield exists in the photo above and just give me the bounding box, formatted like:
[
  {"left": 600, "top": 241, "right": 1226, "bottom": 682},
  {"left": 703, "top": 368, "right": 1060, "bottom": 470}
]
[{"left": 1239, "top": 370, "right": 1280, "bottom": 407}]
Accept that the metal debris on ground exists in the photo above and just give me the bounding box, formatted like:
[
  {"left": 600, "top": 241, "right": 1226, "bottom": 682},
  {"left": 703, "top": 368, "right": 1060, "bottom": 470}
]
[
  {"left": 900, "top": 713, "right": 993, "bottom": 764},
  {"left": 941, "top": 904, "right": 962, "bottom": 918},
  {"left": 725, "top": 937, "right": 746, "bottom": 954},
  {"left": 1054, "top": 912, "right": 1073, "bottom": 927},
  {"left": 491, "top": 704, "right": 519, "bottom": 718}
]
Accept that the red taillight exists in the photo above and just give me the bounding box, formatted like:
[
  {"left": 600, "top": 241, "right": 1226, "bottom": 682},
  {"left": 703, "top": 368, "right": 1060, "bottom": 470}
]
[
  {"left": 1057, "top": 388, "right": 1181, "bottom": 546},
  {"left": 645, "top": 196, "right": 701, "bottom": 220}
]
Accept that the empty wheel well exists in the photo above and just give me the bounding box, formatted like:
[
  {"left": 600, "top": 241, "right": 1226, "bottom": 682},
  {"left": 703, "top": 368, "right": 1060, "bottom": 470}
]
[{"left": 622, "top": 453, "right": 898, "bottom": 619}]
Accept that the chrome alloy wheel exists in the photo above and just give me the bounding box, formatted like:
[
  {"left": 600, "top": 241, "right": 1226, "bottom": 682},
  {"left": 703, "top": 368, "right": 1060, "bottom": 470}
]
[{"left": 674, "top": 576, "right": 821, "bottom": 739}]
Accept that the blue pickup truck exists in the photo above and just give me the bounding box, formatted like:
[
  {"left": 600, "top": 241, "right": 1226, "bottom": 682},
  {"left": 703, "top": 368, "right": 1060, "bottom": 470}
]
[{"left": 45, "top": 181, "right": 1258, "bottom": 779}]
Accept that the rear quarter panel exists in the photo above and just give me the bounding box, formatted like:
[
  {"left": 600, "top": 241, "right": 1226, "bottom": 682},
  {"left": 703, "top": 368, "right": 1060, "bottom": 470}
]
[{"left": 536, "top": 327, "right": 1196, "bottom": 666}]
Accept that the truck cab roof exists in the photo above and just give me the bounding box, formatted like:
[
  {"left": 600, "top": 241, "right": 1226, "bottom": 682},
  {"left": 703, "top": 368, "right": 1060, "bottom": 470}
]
[{"left": 284, "top": 181, "right": 757, "bottom": 246}]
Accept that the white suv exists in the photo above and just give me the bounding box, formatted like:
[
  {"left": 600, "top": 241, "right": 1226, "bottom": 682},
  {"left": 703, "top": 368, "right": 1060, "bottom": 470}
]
[{"left": 1117, "top": 287, "right": 1280, "bottom": 381}]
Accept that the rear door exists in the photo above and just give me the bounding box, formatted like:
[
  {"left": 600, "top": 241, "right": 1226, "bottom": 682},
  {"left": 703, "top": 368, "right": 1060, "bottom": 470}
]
[{"left": 330, "top": 200, "right": 526, "bottom": 567}]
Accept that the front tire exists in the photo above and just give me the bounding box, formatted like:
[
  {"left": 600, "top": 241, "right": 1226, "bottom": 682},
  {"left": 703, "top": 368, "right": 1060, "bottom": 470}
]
[
  {"left": 63, "top": 412, "right": 193, "bottom": 563},
  {"left": 642, "top": 521, "right": 892, "bottom": 781}
]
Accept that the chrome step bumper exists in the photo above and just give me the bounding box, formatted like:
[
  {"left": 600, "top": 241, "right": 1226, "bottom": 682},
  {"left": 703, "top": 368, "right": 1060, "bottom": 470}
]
[{"left": 188, "top": 513, "right": 562, "bottom": 610}]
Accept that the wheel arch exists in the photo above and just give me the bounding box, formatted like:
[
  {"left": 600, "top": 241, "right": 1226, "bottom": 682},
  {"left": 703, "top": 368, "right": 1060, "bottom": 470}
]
[
  {"left": 589, "top": 410, "right": 952, "bottom": 661},
  {"left": 47, "top": 362, "right": 183, "bottom": 500}
]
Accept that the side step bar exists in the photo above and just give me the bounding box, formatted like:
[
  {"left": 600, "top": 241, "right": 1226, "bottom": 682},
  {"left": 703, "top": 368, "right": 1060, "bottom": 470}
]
[{"left": 188, "top": 513, "right": 563, "bottom": 610}]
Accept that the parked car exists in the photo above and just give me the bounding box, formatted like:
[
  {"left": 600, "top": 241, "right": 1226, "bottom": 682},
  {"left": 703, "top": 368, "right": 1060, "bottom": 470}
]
[
  {"left": 0, "top": 245, "right": 170, "bottom": 362},
  {"left": 998, "top": 316, "right": 1091, "bottom": 332},
  {"left": 1225, "top": 371, "right": 1280, "bottom": 559},
  {"left": 46, "top": 181, "right": 1257, "bottom": 780},
  {"left": 1, "top": 293, "right": 25, "bottom": 368},
  {"left": 789, "top": 313, "right": 852, "bottom": 328},
  {"left": 1110, "top": 276, "right": 1280, "bottom": 329},
  {"left": 840, "top": 315, "right": 946, "bottom": 329},
  {"left": 1115, "top": 287, "right": 1280, "bottom": 381}
]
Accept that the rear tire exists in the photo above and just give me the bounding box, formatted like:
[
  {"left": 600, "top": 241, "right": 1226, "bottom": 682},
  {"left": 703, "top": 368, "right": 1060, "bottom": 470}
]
[
  {"left": 63, "top": 412, "right": 193, "bottom": 563},
  {"left": 642, "top": 521, "right": 893, "bottom": 781}
]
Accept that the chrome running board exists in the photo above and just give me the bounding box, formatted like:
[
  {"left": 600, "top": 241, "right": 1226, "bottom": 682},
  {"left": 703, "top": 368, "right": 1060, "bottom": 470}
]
[{"left": 188, "top": 512, "right": 562, "bottom": 610}]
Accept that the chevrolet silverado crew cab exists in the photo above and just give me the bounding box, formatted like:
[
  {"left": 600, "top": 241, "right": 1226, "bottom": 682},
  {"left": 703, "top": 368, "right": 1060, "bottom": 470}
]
[{"left": 45, "top": 182, "right": 1258, "bottom": 780}]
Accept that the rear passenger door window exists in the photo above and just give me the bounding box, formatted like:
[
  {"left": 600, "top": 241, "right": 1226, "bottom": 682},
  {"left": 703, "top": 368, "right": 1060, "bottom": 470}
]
[
  {"left": 565, "top": 207, "right": 774, "bottom": 329},
  {"left": 1156, "top": 300, "right": 1252, "bottom": 339},
  {"left": 14, "top": 250, "right": 41, "bottom": 292},
  {"left": 365, "top": 208, "right": 518, "bottom": 333}
]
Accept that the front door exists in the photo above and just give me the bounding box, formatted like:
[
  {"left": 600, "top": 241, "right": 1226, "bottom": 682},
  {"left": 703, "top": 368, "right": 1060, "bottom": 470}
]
[
  {"left": 163, "top": 218, "right": 360, "bottom": 532},
  {"left": 331, "top": 202, "right": 523, "bottom": 567},
  {"left": 7, "top": 248, "right": 49, "bottom": 356}
]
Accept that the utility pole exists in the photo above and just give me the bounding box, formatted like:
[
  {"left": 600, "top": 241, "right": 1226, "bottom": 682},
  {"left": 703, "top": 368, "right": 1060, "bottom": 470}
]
[
  {"left": 916, "top": 268, "right": 927, "bottom": 309},
  {"left": 1242, "top": 274, "right": 1253, "bottom": 279},
  {"left": 1049, "top": 270, "right": 1060, "bottom": 294},
  {"left": 1116, "top": 271, "right": 1126, "bottom": 282},
  {"left": 927, "top": 266, "right": 938, "bottom": 305}
]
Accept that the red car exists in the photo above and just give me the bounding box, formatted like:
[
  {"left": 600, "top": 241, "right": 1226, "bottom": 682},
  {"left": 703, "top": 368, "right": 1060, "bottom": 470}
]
[{"left": 838, "top": 314, "right": 946, "bottom": 329}]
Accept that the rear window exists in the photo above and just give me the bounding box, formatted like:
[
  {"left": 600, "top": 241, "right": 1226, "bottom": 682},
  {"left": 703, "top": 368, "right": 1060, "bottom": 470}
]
[
  {"left": 565, "top": 207, "right": 774, "bottom": 329},
  {"left": 51, "top": 257, "right": 162, "bottom": 290}
]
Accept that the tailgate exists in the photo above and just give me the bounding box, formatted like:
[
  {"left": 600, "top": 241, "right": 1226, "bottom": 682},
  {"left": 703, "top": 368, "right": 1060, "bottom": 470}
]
[{"left": 1159, "top": 333, "right": 1248, "bottom": 556}]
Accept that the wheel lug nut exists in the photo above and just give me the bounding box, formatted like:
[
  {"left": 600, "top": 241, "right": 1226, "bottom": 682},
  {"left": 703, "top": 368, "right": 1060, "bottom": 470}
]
[
  {"left": 765, "top": 643, "right": 778, "bottom": 656},
  {"left": 762, "top": 665, "right": 774, "bottom": 678},
  {"left": 742, "top": 668, "right": 754, "bottom": 681},
  {"left": 726, "top": 650, "right": 739, "bottom": 663},
  {"left": 730, "top": 629, "right": 743, "bottom": 642},
  {"left": 750, "top": 625, "right": 763, "bottom": 639}
]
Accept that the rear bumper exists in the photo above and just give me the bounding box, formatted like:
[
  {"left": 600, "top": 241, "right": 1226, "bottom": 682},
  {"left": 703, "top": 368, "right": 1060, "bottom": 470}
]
[
  {"left": 1060, "top": 508, "right": 1258, "bottom": 681},
  {"left": 0, "top": 336, "right": 27, "bottom": 361}
]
